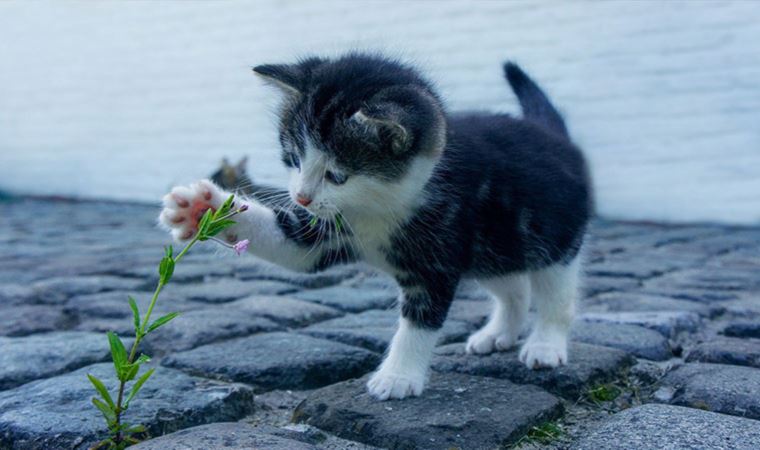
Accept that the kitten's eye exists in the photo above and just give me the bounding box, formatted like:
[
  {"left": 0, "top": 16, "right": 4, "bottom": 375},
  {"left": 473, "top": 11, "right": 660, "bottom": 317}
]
[
  {"left": 289, "top": 153, "right": 301, "bottom": 170},
  {"left": 325, "top": 170, "right": 348, "bottom": 185}
]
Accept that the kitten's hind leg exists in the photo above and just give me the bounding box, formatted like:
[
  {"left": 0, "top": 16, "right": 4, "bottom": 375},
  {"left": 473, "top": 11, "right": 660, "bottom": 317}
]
[
  {"left": 466, "top": 274, "right": 530, "bottom": 354},
  {"left": 520, "top": 257, "right": 580, "bottom": 369}
]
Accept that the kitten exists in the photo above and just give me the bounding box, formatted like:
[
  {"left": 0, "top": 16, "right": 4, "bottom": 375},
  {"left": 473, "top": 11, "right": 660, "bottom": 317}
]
[{"left": 159, "top": 53, "right": 592, "bottom": 400}]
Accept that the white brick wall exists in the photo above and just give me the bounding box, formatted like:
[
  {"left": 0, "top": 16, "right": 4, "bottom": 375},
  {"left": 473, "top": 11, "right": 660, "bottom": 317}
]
[{"left": 1, "top": 1, "right": 758, "bottom": 224}]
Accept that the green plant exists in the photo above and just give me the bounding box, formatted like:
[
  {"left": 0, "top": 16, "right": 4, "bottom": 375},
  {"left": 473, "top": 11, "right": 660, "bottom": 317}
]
[
  {"left": 586, "top": 383, "right": 622, "bottom": 405},
  {"left": 513, "top": 421, "right": 563, "bottom": 447},
  {"left": 527, "top": 421, "right": 563, "bottom": 444},
  {"left": 88, "top": 195, "right": 247, "bottom": 449}
]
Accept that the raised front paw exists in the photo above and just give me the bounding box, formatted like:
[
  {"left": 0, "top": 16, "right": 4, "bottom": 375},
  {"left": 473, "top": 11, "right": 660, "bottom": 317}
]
[
  {"left": 159, "top": 179, "right": 230, "bottom": 241},
  {"left": 367, "top": 368, "right": 425, "bottom": 400}
]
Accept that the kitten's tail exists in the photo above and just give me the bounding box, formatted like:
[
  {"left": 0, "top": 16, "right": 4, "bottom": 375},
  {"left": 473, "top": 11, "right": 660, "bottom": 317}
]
[{"left": 504, "top": 62, "right": 568, "bottom": 138}]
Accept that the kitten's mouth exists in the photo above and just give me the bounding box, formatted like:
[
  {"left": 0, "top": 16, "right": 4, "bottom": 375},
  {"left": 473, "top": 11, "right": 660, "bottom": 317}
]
[{"left": 289, "top": 195, "right": 341, "bottom": 220}]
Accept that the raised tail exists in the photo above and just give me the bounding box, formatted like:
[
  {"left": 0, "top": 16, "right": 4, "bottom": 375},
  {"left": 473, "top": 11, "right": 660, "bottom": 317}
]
[{"left": 504, "top": 62, "right": 568, "bottom": 138}]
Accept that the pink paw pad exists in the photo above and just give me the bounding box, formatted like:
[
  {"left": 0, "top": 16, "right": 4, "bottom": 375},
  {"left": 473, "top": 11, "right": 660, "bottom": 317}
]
[{"left": 159, "top": 180, "right": 227, "bottom": 242}]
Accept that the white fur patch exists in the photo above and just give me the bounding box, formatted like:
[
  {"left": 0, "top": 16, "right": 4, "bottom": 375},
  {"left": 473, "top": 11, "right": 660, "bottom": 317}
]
[
  {"left": 367, "top": 317, "right": 439, "bottom": 400},
  {"left": 519, "top": 257, "right": 580, "bottom": 369},
  {"left": 289, "top": 136, "right": 328, "bottom": 207},
  {"left": 466, "top": 274, "right": 530, "bottom": 354}
]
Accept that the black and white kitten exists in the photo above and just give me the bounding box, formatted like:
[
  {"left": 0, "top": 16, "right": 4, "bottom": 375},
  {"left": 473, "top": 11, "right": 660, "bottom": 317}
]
[{"left": 159, "top": 53, "right": 592, "bottom": 400}]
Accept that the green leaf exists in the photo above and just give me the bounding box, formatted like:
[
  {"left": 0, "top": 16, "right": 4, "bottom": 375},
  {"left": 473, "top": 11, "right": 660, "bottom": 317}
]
[
  {"left": 121, "top": 354, "right": 150, "bottom": 383},
  {"left": 197, "top": 208, "right": 214, "bottom": 239},
  {"left": 120, "top": 361, "right": 140, "bottom": 382},
  {"left": 146, "top": 312, "right": 180, "bottom": 333},
  {"left": 334, "top": 214, "right": 343, "bottom": 232},
  {"left": 205, "top": 219, "right": 236, "bottom": 237},
  {"left": 92, "top": 397, "right": 116, "bottom": 423},
  {"left": 124, "top": 368, "right": 155, "bottom": 408},
  {"left": 126, "top": 424, "right": 146, "bottom": 434},
  {"left": 213, "top": 194, "right": 235, "bottom": 220},
  {"left": 118, "top": 422, "right": 146, "bottom": 436},
  {"left": 165, "top": 245, "right": 173, "bottom": 258},
  {"left": 87, "top": 374, "right": 115, "bottom": 410},
  {"left": 90, "top": 439, "right": 114, "bottom": 450},
  {"left": 128, "top": 296, "right": 140, "bottom": 333},
  {"left": 120, "top": 354, "right": 151, "bottom": 383},
  {"left": 107, "top": 332, "right": 127, "bottom": 376},
  {"left": 158, "top": 255, "right": 175, "bottom": 285},
  {"left": 107, "top": 419, "right": 120, "bottom": 433},
  {"left": 309, "top": 216, "right": 318, "bottom": 228}
]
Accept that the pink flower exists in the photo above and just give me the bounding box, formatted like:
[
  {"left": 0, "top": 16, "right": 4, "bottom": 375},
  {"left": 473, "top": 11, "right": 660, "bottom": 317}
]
[{"left": 233, "top": 239, "right": 250, "bottom": 255}]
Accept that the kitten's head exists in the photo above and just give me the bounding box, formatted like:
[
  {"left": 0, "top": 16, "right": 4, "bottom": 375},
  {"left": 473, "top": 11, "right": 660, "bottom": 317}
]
[{"left": 254, "top": 53, "right": 446, "bottom": 219}]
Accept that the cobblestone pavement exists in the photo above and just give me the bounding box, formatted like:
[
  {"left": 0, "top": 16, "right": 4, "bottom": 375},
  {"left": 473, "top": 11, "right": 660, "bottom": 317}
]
[{"left": 1, "top": 198, "right": 760, "bottom": 449}]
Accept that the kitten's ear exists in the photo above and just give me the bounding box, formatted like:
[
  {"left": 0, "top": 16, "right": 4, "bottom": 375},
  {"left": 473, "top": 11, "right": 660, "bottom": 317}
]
[
  {"left": 254, "top": 57, "right": 325, "bottom": 95},
  {"left": 221, "top": 157, "right": 232, "bottom": 169},
  {"left": 236, "top": 157, "right": 248, "bottom": 171},
  {"left": 351, "top": 109, "right": 411, "bottom": 154},
  {"left": 252, "top": 64, "right": 302, "bottom": 94}
]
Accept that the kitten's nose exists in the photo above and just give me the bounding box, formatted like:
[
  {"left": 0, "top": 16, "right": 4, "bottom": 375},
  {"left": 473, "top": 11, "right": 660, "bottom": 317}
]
[{"left": 296, "top": 194, "right": 312, "bottom": 207}]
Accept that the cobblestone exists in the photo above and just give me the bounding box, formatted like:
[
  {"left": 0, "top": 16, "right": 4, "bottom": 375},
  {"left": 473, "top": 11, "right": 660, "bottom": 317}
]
[
  {"left": 686, "top": 336, "right": 760, "bottom": 368},
  {"left": 580, "top": 310, "right": 701, "bottom": 338},
  {"left": 164, "top": 279, "right": 300, "bottom": 303},
  {"left": 291, "top": 284, "right": 397, "bottom": 313},
  {"left": 659, "top": 363, "right": 760, "bottom": 419},
  {"left": 234, "top": 261, "right": 361, "bottom": 289},
  {"left": 0, "top": 332, "right": 110, "bottom": 389},
  {"left": 30, "top": 275, "right": 149, "bottom": 305},
  {"left": 221, "top": 295, "right": 343, "bottom": 327},
  {"left": 163, "top": 332, "right": 380, "bottom": 391},
  {"left": 2, "top": 199, "right": 760, "bottom": 448},
  {"left": 584, "top": 291, "right": 724, "bottom": 318},
  {"left": 0, "top": 363, "right": 254, "bottom": 450},
  {"left": 571, "top": 321, "right": 672, "bottom": 361},
  {"left": 299, "top": 308, "right": 474, "bottom": 353},
  {"left": 131, "top": 422, "right": 319, "bottom": 450},
  {"left": 572, "top": 404, "right": 760, "bottom": 450},
  {"left": 432, "top": 342, "right": 634, "bottom": 398},
  {"left": 293, "top": 373, "right": 563, "bottom": 449},
  {"left": 723, "top": 320, "right": 760, "bottom": 338},
  {"left": 142, "top": 308, "right": 282, "bottom": 355},
  {"left": 0, "top": 304, "right": 72, "bottom": 337}
]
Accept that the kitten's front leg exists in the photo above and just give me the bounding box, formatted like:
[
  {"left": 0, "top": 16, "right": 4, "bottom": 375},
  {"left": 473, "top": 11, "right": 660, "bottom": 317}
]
[
  {"left": 366, "top": 317, "right": 439, "bottom": 400},
  {"left": 159, "top": 180, "right": 339, "bottom": 272},
  {"left": 367, "top": 279, "right": 457, "bottom": 400}
]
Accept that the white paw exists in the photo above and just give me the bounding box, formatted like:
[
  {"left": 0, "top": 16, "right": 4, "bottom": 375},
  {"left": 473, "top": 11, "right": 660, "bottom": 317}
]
[
  {"left": 366, "top": 369, "right": 425, "bottom": 400},
  {"left": 465, "top": 329, "right": 516, "bottom": 355},
  {"left": 519, "top": 340, "right": 567, "bottom": 369},
  {"left": 159, "top": 179, "right": 231, "bottom": 242}
]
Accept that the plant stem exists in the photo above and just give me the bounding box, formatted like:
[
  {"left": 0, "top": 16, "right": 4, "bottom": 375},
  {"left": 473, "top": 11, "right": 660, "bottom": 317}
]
[
  {"left": 140, "top": 234, "right": 198, "bottom": 336},
  {"left": 111, "top": 234, "right": 199, "bottom": 445},
  {"left": 107, "top": 203, "right": 244, "bottom": 447}
]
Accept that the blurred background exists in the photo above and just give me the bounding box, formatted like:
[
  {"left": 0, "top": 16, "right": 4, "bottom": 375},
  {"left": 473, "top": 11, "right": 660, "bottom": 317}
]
[{"left": 0, "top": 0, "right": 758, "bottom": 224}]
